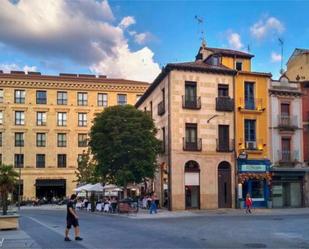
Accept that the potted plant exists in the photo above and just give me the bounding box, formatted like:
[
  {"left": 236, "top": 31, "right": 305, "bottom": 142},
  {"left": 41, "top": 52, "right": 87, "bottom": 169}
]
[{"left": 0, "top": 164, "right": 20, "bottom": 230}]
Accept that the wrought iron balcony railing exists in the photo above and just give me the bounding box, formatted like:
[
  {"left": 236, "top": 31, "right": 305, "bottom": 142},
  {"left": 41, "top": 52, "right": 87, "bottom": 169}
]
[
  {"left": 239, "top": 98, "right": 264, "bottom": 111},
  {"left": 157, "top": 101, "right": 165, "bottom": 116},
  {"left": 278, "top": 150, "right": 299, "bottom": 163},
  {"left": 277, "top": 115, "right": 298, "bottom": 130},
  {"left": 183, "top": 138, "right": 202, "bottom": 151},
  {"left": 216, "top": 139, "right": 234, "bottom": 152},
  {"left": 216, "top": 97, "right": 234, "bottom": 112},
  {"left": 182, "top": 96, "right": 201, "bottom": 109}
]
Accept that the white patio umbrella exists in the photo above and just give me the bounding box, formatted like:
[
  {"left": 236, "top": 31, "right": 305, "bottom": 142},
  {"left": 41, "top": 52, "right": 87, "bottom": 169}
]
[
  {"left": 74, "top": 183, "right": 93, "bottom": 192},
  {"left": 87, "top": 183, "right": 104, "bottom": 192}
]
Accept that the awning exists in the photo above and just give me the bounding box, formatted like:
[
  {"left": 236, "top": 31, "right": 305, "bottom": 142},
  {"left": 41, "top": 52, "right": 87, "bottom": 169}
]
[{"left": 36, "top": 179, "right": 66, "bottom": 187}]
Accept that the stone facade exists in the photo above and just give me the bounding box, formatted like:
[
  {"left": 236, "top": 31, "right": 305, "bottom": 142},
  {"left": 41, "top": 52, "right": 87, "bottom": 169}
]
[{"left": 0, "top": 72, "right": 148, "bottom": 200}]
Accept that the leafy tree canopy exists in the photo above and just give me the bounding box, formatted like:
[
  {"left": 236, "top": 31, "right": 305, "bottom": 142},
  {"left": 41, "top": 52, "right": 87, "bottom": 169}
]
[{"left": 89, "top": 105, "right": 161, "bottom": 189}]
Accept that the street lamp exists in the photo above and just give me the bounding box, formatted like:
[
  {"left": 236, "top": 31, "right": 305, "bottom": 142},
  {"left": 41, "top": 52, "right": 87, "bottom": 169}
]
[{"left": 17, "top": 136, "right": 22, "bottom": 213}]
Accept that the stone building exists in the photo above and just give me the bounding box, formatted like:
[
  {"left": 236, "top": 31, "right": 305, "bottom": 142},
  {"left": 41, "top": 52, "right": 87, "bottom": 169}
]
[
  {"left": 269, "top": 75, "right": 308, "bottom": 207},
  {"left": 0, "top": 71, "right": 148, "bottom": 201},
  {"left": 136, "top": 43, "right": 237, "bottom": 210}
]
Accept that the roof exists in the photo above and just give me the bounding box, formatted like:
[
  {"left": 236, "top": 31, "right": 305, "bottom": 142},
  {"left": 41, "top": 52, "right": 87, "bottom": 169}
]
[
  {"left": 0, "top": 71, "right": 149, "bottom": 86},
  {"left": 206, "top": 47, "right": 254, "bottom": 59},
  {"left": 135, "top": 61, "right": 236, "bottom": 108},
  {"left": 238, "top": 71, "right": 272, "bottom": 77},
  {"left": 287, "top": 48, "right": 309, "bottom": 65}
]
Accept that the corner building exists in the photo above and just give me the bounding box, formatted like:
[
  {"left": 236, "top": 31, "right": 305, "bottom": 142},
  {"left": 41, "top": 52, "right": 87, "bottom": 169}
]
[
  {"left": 0, "top": 71, "right": 148, "bottom": 201},
  {"left": 136, "top": 43, "right": 237, "bottom": 210}
]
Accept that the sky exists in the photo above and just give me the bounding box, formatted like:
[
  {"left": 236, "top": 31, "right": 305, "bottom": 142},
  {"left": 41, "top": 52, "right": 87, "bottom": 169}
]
[{"left": 0, "top": 0, "right": 308, "bottom": 82}]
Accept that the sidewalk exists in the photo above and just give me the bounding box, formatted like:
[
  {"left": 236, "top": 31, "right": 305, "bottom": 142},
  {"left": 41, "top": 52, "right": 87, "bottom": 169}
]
[{"left": 0, "top": 229, "right": 40, "bottom": 249}]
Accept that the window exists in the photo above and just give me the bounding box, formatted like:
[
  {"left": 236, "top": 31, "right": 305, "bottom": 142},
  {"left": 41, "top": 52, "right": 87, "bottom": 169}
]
[
  {"left": 14, "top": 154, "right": 24, "bottom": 168},
  {"left": 57, "top": 112, "right": 67, "bottom": 126},
  {"left": 36, "top": 112, "right": 46, "bottom": 126},
  {"left": 185, "top": 82, "right": 197, "bottom": 102},
  {"left": 185, "top": 123, "right": 197, "bottom": 144},
  {"left": 117, "top": 94, "right": 127, "bottom": 105},
  {"left": 15, "top": 111, "right": 25, "bottom": 125},
  {"left": 218, "top": 125, "right": 230, "bottom": 151},
  {"left": 245, "top": 119, "right": 256, "bottom": 143},
  {"left": 15, "top": 90, "right": 25, "bottom": 104},
  {"left": 15, "top": 132, "right": 24, "bottom": 147},
  {"left": 36, "top": 133, "right": 46, "bottom": 147},
  {"left": 57, "top": 133, "right": 67, "bottom": 147},
  {"left": 150, "top": 101, "right": 153, "bottom": 117},
  {"left": 97, "top": 93, "right": 108, "bottom": 107},
  {"left": 136, "top": 95, "right": 143, "bottom": 102},
  {"left": 162, "top": 88, "right": 165, "bottom": 105},
  {"left": 281, "top": 103, "right": 290, "bottom": 116},
  {"left": 78, "top": 113, "right": 87, "bottom": 127},
  {"left": 251, "top": 180, "right": 264, "bottom": 198},
  {"left": 78, "top": 133, "right": 88, "bottom": 147},
  {"left": 211, "top": 56, "right": 220, "bottom": 66},
  {"left": 0, "top": 132, "right": 2, "bottom": 147},
  {"left": 218, "top": 84, "right": 229, "bottom": 97},
  {"left": 236, "top": 61, "right": 243, "bottom": 71},
  {"left": 36, "top": 91, "right": 47, "bottom": 104},
  {"left": 0, "top": 154, "right": 2, "bottom": 165},
  {"left": 244, "top": 82, "right": 255, "bottom": 110},
  {"left": 77, "top": 154, "right": 84, "bottom": 164},
  {"left": 0, "top": 89, "right": 3, "bottom": 103},
  {"left": 36, "top": 154, "right": 45, "bottom": 168},
  {"left": 0, "top": 111, "right": 3, "bottom": 124},
  {"left": 57, "top": 91, "right": 67, "bottom": 105},
  {"left": 77, "top": 92, "right": 88, "bottom": 106},
  {"left": 57, "top": 154, "right": 67, "bottom": 168}
]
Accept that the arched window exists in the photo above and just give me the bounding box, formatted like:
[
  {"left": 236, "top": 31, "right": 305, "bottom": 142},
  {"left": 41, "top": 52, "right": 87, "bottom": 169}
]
[{"left": 185, "top": 160, "right": 200, "bottom": 172}]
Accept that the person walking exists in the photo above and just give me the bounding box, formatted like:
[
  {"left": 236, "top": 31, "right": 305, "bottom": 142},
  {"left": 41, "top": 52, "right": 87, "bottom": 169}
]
[
  {"left": 149, "top": 195, "right": 157, "bottom": 214},
  {"left": 245, "top": 193, "right": 253, "bottom": 214},
  {"left": 64, "top": 194, "right": 83, "bottom": 241}
]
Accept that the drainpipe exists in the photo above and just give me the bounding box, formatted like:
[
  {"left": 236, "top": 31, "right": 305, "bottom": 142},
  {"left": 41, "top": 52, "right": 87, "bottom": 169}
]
[
  {"left": 167, "top": 71, "right": 172, "bottom": 211},
  {"left": 233, "top": 70, "right": 239, "bottom": 209}
]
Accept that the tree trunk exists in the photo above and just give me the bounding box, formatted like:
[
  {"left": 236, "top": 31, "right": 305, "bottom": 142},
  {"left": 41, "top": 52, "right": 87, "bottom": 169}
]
[
  {"left": 123, "top": 185, "right": 128, "bottom": 199},
  {"left": 2, "top": 193, "right": 8, "bottom": 215}
]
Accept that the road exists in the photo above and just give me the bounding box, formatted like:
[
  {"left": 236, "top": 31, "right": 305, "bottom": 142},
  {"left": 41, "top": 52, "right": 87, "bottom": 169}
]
[{"left": 13, "top": 209, "right": 309, "bottom": 248}]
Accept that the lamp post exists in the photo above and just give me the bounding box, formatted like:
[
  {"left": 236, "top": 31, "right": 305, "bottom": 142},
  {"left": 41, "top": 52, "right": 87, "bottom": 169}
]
[{"left": 17, "top": 137, "right": 22, "bottom": 213}]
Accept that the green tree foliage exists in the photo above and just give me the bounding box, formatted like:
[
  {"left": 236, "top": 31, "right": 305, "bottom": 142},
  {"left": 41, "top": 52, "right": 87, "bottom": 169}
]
[
  {"left": 75, "top": 150, "right": 101, "bottom": 184},
  {"left": 89, "top": 105, "right": 161, "bottom": 194},
  {"left": 0, "top": 164, "right": 19, "bottom": 215}
]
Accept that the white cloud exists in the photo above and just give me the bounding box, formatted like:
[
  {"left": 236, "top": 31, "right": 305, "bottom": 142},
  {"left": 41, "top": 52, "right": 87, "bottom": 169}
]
[
  {"left": 0, "top": 63, "right": 37, "bottom": 73},
  {"left": 227, "top": 32, "right": 243, "bottom": 50},
  {"left": 271, "top": 52, "right": 282, "bottom": 62},
  {"left": 0, "top": 0, "right": 160, "bottom": 82},
  {"left": 119, "top": 16, "right": 136, "bottom": 29},
  {"left": 250, "top": 17, "right": 284, "bottom": 40}
]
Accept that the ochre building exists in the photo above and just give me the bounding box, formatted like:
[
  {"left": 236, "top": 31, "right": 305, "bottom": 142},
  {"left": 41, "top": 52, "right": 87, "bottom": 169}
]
[{"left": 0, "top": 71, "right": 148, "bottom": 201}]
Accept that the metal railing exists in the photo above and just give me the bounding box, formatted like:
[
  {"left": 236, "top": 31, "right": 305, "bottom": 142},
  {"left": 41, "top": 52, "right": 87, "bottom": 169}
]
[
  {"left": 239, "top": 98, "right": 263, "bottom": 111},
  {"left": 216, "top": 97, "right": 234, "bottom": 112},
  {"left": 277, "top": 115, "right": 298, "bottom": 129},
  {"left": 216, "top": 139, "right": 234, "bottom": 152},
  {"left": 182, "top": 96, "right": 201, "bottom": 109},
  {"left": 183, "top": 138, "right": 202, "bottom": 151},
  {"left": 277, "top": 150, "right": 299, "bottom": 163}
]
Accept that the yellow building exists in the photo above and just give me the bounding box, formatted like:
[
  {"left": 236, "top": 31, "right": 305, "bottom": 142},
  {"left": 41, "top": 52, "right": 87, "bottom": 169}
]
[
  {"left": 0, "top": 71, "right": 148, "bottom": 201},
  {"left": 220, "top": 49, "right": 272, "bottom": 208}
]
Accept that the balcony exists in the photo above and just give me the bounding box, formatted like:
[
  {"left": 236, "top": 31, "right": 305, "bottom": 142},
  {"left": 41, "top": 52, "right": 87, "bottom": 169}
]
[
  {"left": 278, "top": 150, "right": 299, "bottom": 164},
  {"left": 216, "top": 97, "right": 234, "bottom": 112},
  {"left": 242, "top": 139, "right": 264, "bottom": 151},
  {"left": 182, "top": 96, "right": 201, "bottom": 110},
  {"left": 216, "top": 139, "right": 234, "bottom": 152},
  {"left": 183, "top": 138, "right": 202, "bottom": 151},
  {"left": 238, "top": 98, "right": 264, "bottom": 112},
  {"left": 157, "top": 101, "right": 165, "bottom": 116},
  {"left": 277, "top": 115, "right": 298, "bottom": 130}
]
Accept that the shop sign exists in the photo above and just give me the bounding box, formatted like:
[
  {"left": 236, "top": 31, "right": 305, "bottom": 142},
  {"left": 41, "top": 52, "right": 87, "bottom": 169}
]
[{"left": 241, "top": 164, "right": 266, "bottom": 172}]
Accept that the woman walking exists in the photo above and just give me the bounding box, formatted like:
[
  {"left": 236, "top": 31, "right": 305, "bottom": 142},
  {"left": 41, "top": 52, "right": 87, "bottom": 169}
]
[{"left": 245, "top": 193, "right": 253, "bottom": 214}]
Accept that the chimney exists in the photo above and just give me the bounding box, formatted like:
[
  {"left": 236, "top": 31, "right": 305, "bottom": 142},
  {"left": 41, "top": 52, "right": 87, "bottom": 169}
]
[{"left": 195, "top": 41, "right": 213, "bottom": 61}]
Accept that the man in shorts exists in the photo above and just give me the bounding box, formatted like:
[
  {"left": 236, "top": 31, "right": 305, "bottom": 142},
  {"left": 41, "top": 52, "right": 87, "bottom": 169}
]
[{"left": 64, "top": 194, "right": 83, "bottom": 241}]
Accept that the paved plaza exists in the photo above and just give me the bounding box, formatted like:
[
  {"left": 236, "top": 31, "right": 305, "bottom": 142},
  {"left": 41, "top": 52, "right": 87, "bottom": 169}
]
[{"left": 1, "top": 207, "right": 309, "bottom": 248}]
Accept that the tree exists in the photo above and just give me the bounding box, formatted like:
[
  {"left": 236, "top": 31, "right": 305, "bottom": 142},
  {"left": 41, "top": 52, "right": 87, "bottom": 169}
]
[
  {"left": 0, "top": 164, "right": 19, "bottom": 215},
  {"left": 89, "top": 105, "right": 161, "bottom": 197},
  {"left": 75, "top": 150, "right": 101, "bottom": 185}
]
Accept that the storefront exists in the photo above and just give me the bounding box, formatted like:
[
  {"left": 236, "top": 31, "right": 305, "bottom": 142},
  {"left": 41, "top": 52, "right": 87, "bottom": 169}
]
[
  {"left": 271, "top": 170, "right": 305, "bottom": 208},
  {"left": 237, "top": 159, "right": 271, "bottom": 208}
]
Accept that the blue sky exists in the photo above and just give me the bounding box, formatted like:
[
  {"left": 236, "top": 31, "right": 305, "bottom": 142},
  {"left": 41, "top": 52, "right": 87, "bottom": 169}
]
[{"left": 0, "top": 0, "right": 308, "bottom": 81}]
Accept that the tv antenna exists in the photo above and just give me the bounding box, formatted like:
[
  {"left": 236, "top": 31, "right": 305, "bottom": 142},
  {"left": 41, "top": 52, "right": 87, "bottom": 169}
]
[
  {"left": 278, "top": 37, "right": 284, "bottom": 74},
  {"left": 195, "top": 15, "right": 206, "bottom": 45}
]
